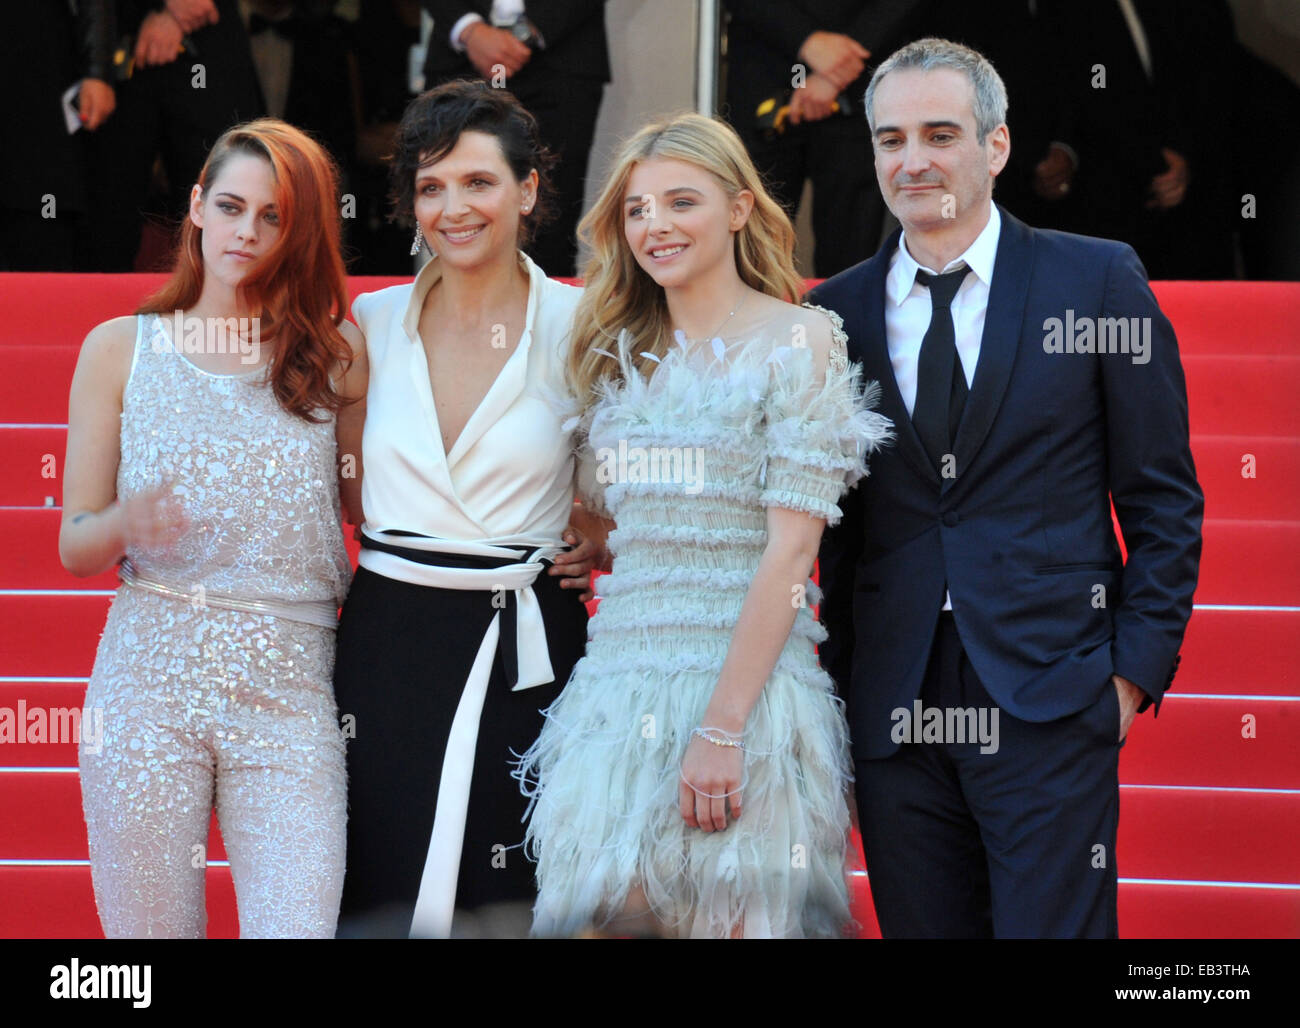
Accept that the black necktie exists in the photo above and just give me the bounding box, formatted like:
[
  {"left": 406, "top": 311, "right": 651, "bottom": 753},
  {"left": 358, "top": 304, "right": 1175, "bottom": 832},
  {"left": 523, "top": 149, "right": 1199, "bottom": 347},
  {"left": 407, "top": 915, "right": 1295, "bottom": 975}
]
[{"left": 913, "top": 266, "right": 971, "bottom": 474}]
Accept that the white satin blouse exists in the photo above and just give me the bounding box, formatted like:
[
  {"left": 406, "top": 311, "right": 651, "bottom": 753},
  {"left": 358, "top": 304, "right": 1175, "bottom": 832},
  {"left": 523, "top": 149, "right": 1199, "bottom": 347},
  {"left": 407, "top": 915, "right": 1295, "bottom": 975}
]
[{"left": 353, "top": 250, "right": 583, "bottom": 549}]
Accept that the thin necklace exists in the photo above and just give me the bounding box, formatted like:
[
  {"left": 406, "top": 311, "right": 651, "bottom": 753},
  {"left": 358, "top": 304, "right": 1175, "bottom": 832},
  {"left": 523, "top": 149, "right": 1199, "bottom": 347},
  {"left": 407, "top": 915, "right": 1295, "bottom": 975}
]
[{"left": 677, "top": 287, "right": 749, "bottom": 345}]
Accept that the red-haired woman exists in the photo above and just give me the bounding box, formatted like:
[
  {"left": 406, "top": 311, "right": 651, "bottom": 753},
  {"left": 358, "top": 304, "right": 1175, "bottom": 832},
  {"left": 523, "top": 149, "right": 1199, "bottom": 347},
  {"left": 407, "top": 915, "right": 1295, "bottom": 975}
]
[{"left": 59, "top": 119, "right": 365, "bottom": 938}]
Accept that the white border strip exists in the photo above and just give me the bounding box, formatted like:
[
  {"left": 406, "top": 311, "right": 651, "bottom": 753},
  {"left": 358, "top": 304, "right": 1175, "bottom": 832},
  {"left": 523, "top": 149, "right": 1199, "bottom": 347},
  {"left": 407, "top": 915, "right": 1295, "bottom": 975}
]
[
  {"left": 1195, "top": 604, "right": 1300, "bottom": 612},
  {"left": 0, "top": 858, "right": 230, "bottom": 868},
  {"left": 0, "top": 424, "right": 67, "bottom": 430},
  {"left": 1122, "top": 784, "right": 1300, "bottom": 795},
  {"left": 846, "top": 870, "right": 1300, "bottom": 889},
  {"left": 0, "top": 590, "right": 115, "bottom": 597},
  {"left": 1118, "top": 878, "right": 1300, "bottom": 890}
]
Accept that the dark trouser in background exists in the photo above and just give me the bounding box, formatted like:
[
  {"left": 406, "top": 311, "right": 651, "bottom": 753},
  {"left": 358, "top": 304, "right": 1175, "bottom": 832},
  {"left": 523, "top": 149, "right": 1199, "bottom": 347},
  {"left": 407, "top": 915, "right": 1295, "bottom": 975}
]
[
  {"left": 854, "top": 612, "right": 1123, "bottom": 938},
  {"left": 83, "top": 12, "right": 264, "bottom": 272},
  {"left": 513, "top": 77, "right": 602, "bottom": 279},
  {"left": 734, "top": 113, "right": 883, "bottom": 279}
]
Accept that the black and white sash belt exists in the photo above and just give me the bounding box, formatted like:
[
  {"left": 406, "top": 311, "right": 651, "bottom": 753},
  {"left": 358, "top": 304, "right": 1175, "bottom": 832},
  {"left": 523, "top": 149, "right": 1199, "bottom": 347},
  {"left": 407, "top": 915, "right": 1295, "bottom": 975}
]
[
  {"left": 357, "top": 529, "right": 562, "bottom": 691},
  {"left": 357, "top": 528, "right": 567, "bottom": 938}
]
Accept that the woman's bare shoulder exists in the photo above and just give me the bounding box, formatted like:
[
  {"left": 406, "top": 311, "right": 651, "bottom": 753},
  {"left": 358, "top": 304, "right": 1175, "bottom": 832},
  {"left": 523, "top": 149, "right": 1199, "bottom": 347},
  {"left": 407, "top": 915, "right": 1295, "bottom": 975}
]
[{"left": 77, "top": 315, "right": 140, "bottom": 383}]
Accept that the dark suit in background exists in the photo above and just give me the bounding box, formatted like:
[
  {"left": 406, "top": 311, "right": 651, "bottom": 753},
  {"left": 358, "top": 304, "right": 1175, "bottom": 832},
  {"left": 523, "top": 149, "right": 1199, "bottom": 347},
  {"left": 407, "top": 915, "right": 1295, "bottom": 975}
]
[
  {"left": 85, "top": 0, "right": 265, "bottom": 271},
  {"left": 420, "top": 1, "right": 609, "bottom": 277},
  {"left": 810, "top": 208, "right": 1203, "bottom": 936},
  {"left": 722, "top": 0, "right": 922, "bottom": 277},
  {"left": 1039, "top": 0, "right": 1237, "bottom": 279},
  {"left": 0, "top": 0, "right": 115, "bottom": 270},
  {"left": 910, "top": 0, "right": 1082, "bottom": 233}
]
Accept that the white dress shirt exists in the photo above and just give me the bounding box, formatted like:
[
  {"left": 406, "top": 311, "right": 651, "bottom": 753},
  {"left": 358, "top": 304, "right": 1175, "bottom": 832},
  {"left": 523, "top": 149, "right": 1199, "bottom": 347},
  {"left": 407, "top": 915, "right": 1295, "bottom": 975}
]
[
  {"left": 451, "top": 1, "right": 528, "bottom": 51},
  {"left": 885, "top": 203, "right": 1002, "bottom": 416},
  {"left": 1116, "top": 0, "right": 1155, "bottom": 80},
  {"left": 352, "top": 250, "right": 581, "bottom": 549},
  {"left": 885, "top": 204, "right": 1002, "bottom": 610},
  {"left": 241, "top": 0, "right": 293, "bottom": 119}
]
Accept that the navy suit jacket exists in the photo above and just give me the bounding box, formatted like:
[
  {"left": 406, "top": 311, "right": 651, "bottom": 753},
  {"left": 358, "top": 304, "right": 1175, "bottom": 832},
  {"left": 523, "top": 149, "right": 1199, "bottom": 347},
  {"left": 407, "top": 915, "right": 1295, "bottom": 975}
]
[{"left": 808, "top": 206, "right": 1203, "bottom": 759}]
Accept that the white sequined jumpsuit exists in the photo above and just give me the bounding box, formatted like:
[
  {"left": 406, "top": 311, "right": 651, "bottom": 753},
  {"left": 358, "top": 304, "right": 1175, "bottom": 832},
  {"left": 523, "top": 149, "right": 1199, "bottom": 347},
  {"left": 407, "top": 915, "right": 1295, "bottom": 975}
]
[{"left": 78, "top": 313, "right": 352, "bottom": 938}]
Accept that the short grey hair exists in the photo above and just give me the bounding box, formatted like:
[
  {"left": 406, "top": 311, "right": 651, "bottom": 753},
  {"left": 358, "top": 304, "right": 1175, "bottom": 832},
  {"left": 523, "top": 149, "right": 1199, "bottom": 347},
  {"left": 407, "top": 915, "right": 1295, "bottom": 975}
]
[{"left": 864, "top": 37, "right": 1009, "bottom": 144}]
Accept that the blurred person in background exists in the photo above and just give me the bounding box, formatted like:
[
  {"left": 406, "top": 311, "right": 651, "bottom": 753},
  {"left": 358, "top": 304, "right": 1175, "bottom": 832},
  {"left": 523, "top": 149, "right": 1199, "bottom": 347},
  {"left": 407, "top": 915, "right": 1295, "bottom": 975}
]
[
  {"left": 0, "top": 0, "right": 116, "bottom": 271},
  {"left": 722, "top": 0, "right": 923, "bottom": 277},
  {"left": 84, "top": 0, "right": 265, "bottom": 271}
]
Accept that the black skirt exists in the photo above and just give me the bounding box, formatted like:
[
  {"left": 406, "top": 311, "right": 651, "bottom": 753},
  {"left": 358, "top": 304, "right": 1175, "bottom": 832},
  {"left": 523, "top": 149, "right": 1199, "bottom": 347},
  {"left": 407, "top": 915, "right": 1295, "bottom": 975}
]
[{"left": 333, "top": 558, "right": 587, "bottom": 937}]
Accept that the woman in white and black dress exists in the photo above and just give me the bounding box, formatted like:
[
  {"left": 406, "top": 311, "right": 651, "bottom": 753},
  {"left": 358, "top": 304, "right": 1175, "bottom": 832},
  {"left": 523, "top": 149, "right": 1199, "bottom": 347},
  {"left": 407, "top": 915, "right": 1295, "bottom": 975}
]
[{"left": 332, "top": 81, "right": 603, "bottom": 938}]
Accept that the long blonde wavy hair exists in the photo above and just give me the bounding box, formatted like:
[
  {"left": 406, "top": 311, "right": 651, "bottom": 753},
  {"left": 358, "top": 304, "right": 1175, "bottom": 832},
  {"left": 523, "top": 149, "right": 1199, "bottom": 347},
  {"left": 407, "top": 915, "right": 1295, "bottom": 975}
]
[{"left": 567, "top": 112, "right": 803, "bottom": 409}]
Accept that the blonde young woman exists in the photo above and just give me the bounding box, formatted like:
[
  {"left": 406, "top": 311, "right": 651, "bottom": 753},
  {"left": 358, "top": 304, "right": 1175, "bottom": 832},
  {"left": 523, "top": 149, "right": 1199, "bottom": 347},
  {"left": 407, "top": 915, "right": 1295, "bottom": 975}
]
[{"left": 517, "top": 113, "right": 893, "bottom": 938}]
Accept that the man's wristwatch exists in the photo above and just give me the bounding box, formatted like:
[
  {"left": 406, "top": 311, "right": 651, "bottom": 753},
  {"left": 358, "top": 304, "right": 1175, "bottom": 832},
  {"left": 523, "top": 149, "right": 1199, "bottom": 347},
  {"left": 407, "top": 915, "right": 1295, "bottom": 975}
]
[{"left": 503, "top": 15, "right": 544, "bottom": 49}]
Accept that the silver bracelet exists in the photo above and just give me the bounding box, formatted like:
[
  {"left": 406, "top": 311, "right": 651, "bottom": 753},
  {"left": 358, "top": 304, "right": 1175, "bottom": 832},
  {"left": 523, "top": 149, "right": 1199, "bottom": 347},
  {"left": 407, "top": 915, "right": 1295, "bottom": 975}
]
[{"left": 692, "top": 726, "right": 745, "bottom": 750}]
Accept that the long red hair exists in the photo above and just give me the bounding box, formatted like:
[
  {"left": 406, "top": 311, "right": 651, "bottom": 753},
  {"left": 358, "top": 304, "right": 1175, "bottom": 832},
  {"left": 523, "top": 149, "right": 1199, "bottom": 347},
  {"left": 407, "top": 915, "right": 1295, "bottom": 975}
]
[{"left": 138, "top": 118, "right": 353, "bottom": 422}]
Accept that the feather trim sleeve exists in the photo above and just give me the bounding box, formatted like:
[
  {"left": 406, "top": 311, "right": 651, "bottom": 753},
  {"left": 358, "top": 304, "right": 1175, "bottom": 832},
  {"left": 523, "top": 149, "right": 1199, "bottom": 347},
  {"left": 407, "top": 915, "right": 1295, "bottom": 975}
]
[{"left": 760, "top": 305, "right": 893, "bottom": 524}]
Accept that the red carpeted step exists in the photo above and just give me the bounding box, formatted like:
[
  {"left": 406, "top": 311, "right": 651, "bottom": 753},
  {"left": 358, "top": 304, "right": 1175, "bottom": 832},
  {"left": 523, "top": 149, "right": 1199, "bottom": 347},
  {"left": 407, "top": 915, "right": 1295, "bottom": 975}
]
[
  {"left": 1195, "top": 518, "right": 1300, "bottom": 606},
  {"left": 0, "top": 771, "right": 227, "bottom": 861},
  {"left": 1175, "top": 609, "right": 1298, "bottom": 697},
  {"left": 1116, "top": 881, "right": 1300, "bottom": 939},
  {"left": 0, "top": 864, "right": 238, "bottom": 939},
  {"left": 1116, "top": 786, "right": 1299, "bottom": 884},
  {"left": 2, "top": 346, "right": 79, "bottom": 424},
  {"left": 1182, "top": 355, "right": 1300, "bottom": 437},
  {"left": 0, "top": 274, "right": 410, "bottom": 350},
  {"left": 1120, "top": 696, "right": 1300, "bottom": 789},
  {"left": 0, "top": 274, "right": 170, "bottom": 349},
  {"left": 844, "top": 789, "right": 1297, "bottom": 901},
  {"left": 0, "top": 680, "right": 87, "bottom": 767},
  {"left": 0, "top": 427, "right": 67, "bottom": 507},
  {"left": 1190, "top": 435, "right": 1300, "bottom": 521},
  {"left": 1148, "top": 282, "right": 1300, "bottom": 358},
  {"left": 846, "top": 871, "right": 1300, "bottom": 938},
  {"left": 0, "top": 508, "right": 119, "bottom": 590},
  {"left": 1, "top": 594, "right": 113, "bottom": 678}
]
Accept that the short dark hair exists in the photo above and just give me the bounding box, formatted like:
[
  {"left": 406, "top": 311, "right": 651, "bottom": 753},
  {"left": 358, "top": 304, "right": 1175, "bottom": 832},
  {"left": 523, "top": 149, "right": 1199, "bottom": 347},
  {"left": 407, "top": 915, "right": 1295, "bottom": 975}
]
[{"left": 387, "top": 79, "right": 558, "bottom": 245}]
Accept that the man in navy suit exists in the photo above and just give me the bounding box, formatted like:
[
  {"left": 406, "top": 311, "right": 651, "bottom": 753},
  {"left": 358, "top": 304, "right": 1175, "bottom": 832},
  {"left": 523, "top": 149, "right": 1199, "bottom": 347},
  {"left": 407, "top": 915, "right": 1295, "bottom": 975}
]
[{"left": 808, "top": 38, "right": 1203, "bottom": 938}]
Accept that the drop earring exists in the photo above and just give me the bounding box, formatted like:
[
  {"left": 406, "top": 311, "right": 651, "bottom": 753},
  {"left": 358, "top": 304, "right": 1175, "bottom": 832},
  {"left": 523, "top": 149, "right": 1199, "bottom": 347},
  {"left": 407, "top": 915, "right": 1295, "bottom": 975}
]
[{"left": 410, "top": 226, "right": 426, "bottom": 256}]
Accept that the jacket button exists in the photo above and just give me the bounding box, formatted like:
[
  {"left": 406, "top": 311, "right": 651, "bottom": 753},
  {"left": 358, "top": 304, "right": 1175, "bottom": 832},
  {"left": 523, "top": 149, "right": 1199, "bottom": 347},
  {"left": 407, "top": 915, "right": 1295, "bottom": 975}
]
[{"left": 942, "top": 511, "right": 960, "bottom": 527}]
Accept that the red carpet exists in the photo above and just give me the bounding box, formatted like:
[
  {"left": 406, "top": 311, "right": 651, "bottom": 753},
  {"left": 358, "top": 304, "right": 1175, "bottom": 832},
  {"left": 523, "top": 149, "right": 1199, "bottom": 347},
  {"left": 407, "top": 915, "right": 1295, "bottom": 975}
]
[{"left": 1, "top": 275, "right": 1297, "bottom": 938}]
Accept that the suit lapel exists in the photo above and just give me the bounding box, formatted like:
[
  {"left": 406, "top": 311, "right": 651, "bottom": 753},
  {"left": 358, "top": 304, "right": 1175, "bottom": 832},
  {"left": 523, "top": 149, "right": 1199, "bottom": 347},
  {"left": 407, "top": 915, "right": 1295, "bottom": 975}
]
[
  {"left": 865, "top": 228, "right": 942, "bottom": 488},
  {"left": 945, "top": 206, "right": 1035, "bottom": 497}
]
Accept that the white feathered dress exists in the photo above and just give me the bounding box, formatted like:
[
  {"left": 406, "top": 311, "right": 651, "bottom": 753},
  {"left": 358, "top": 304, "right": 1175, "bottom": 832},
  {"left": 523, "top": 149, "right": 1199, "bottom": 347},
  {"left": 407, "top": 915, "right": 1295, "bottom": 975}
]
[{"left": 516, "top": 306, "right": 893, "bottom": 938}]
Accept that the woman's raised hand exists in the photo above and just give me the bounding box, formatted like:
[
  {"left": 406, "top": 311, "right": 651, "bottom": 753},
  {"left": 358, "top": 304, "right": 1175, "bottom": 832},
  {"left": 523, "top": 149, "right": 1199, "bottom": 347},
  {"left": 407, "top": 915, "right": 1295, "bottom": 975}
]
[{"left": 118, "top": 482, "right": 190, "bottom": 551}]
